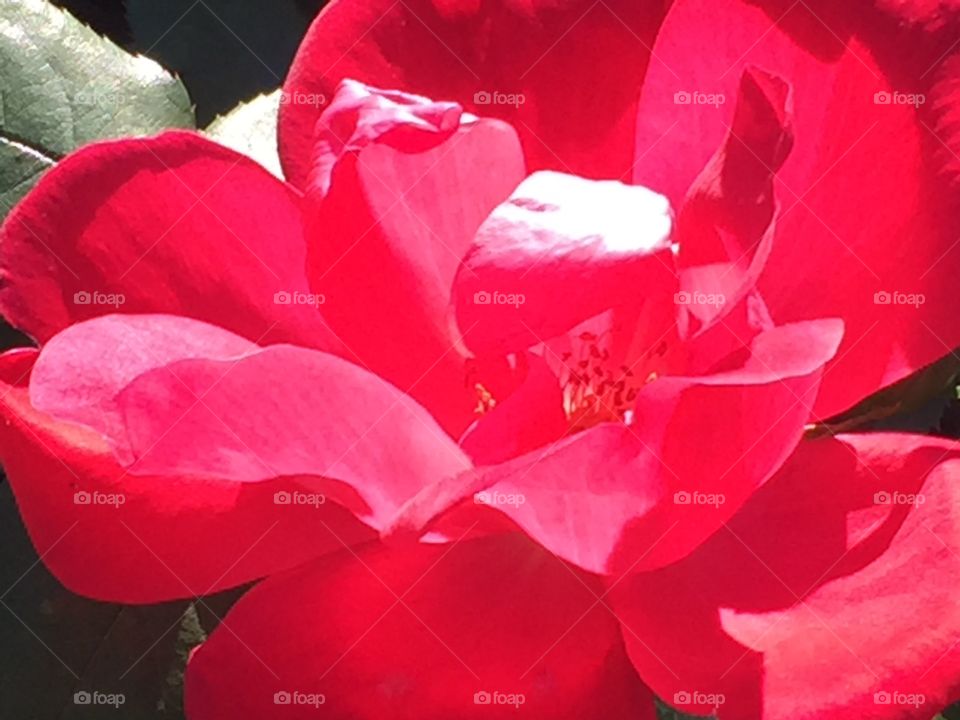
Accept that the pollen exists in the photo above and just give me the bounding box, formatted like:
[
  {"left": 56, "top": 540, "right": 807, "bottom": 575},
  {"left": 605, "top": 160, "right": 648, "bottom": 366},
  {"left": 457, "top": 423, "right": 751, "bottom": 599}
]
[
  {"left": 463, "top": 333, "right": 659, "bottom": 430},
  {"left": 473, "top": 383, "right": 497, "bottom": 415},
  {"left": 560, "top": 332, "right": 644, "bottom": 432}
]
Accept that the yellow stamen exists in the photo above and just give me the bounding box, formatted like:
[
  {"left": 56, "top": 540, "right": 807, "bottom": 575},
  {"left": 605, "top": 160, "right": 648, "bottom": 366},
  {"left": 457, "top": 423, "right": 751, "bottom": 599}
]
[{"left": 473, "top": 383, "right": 496, "bottom": 415}]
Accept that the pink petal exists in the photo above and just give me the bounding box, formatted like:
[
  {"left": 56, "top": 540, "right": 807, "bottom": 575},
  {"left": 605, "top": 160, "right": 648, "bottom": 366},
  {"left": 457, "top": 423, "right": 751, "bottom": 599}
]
[
  {"left": 397, "top": 319, "right": 842, "bottom": 576},
  {"left": 633, "top": 0, "right": 960, "bottom": 418},
  {"left": 612, "top": 432, "right": 960, "bottom": 719},
  {"left": 31, "top": 315, "right": 472, "bottom": 531},
  {"left": 459, "top": 353, "right": 567, "bottom": 466},
  {"left": 30, "top": 314, "right": 256, "bottom": 457},
  {"left": 279, "top": 0, "right": 672, "bottom": 186},
  {"left": 674, "top": 67, "right": 793, "bottom": 336},
  {"left": 0, "top": 131, "right": 341, "bottom": 351},
  {"left": 186, "top": 535, "right": 655, "bottom": 719},
  {"left": 452, "top": 171, "right": 675, "bottom": 356},
  {"left": 0, "top": 349, "right": 374, "bottom": 603},
  {"left": 304, "top": 80, "right": 525, "bottom": 436},
  {"left": 307, "top": 78, "right": 465, "bottom": 196}
]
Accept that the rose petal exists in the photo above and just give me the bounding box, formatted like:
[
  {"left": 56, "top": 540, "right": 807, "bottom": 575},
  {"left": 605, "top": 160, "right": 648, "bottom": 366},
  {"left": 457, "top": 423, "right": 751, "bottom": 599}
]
[
  {"left": 633, "top": 0, "right": 960, "bottom": 418},
  {"left": 395, "top": 319, "right": 842, "bottom": 576},
  {"left": 674, "top": 67, "right": 793, "bottom": 335},
  {"left": 186, "top": 534, "right": 655, "bottom": 719},
  {"left": 31, "top": 315, "right": 473, "bottom": 531},
  {"left": 0, "top": 131, "right": 340, "bottom": 351},
  {"left": 30, "top": 314, "right": 256, "bottom": 457},
  {"left": 307, "top": 78, "right": 466, "bottom": 196},
  {"left": 279, "top": 0, "right": 671, "bottom": 186},
  {"left": 0, "top": 349, "right": 374, "bottom": 603},
  {"left": 452, "top": 171, "right": 675, "bottom": 356},
  {"left": 612, "top": 432, "right": 960, "bottom": 720},
  {"left": 459, "top": 353, "right": 567, "bottom": 466},
  {"left": 305, "top": 81, "right": 525, "bottom": 436}
]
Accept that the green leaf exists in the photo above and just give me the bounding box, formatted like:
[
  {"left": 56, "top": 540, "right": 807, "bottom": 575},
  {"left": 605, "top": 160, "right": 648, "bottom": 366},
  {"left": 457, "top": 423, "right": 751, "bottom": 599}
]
[
  {"left": 807, "top": 350, "right": 960, "bottom": 437},
  {"left": 0, "top": 136, "right": 53, "bottom": 218},
  {"left": 206, "top": 90, "right": 282, "bottom": 179},
  {"left": 0, "top": 0, "right": 195, "bottom": 219}
]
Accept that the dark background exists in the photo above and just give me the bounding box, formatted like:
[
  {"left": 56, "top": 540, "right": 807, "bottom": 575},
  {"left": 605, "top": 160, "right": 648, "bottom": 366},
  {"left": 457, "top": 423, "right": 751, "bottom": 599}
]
[{"left": 52, "top": 0, "right": 328, "bottom": 124}]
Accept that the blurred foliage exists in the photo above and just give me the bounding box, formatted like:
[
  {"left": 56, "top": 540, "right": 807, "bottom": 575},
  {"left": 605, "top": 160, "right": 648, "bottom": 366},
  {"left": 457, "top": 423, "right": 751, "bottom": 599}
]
[{"left": 0, "top": 480, "right": 245, "bottom": 719}]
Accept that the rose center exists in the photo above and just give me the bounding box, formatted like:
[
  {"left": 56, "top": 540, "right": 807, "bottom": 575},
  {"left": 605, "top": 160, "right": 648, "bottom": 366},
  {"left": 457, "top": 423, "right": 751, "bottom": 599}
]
[
  {"left": 466, "top": 331, "right": 663, "bottom": 434},
  {"left": 559, "top": 332, "right": 653, "bottom": 432}
]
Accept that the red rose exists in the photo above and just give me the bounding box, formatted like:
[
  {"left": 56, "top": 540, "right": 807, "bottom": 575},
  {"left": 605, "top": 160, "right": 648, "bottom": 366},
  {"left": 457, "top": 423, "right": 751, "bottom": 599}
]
[{"left": 2, "top": 1, "right": 960, "bottom": 719}]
